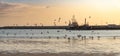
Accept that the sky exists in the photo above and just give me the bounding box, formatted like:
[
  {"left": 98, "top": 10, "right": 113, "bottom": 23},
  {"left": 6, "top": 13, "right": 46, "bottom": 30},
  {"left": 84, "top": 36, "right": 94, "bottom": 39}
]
[{"left": 0, "top": 0, "right": 120, "bottom": 26}]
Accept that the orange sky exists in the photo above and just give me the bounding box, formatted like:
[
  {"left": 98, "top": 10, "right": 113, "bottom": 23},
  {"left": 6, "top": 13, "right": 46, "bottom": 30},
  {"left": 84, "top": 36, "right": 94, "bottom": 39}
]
[{"left": 1, "top": 0, "right": 120, "bottom": 26}]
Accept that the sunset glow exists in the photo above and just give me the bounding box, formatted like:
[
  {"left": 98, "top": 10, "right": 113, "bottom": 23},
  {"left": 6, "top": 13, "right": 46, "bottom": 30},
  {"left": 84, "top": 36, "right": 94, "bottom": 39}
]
[{"left": 0, "top": 0, "right": 120, "bottom": 26}]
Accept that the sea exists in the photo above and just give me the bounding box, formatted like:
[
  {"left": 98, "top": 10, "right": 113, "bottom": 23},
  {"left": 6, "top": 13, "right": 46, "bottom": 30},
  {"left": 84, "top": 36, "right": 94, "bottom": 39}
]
[
  {"left": 0, "top": 29, "right": 120, "bottom": 56},
  {"left": 1, "top": 29, "right": 120, "bottom": 38}
]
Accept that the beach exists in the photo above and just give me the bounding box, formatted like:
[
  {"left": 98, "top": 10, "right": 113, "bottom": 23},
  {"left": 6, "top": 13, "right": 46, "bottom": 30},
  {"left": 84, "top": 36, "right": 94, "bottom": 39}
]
[
  {"left": 0, "top": 52, "right": 118, "bottom": 56},
  {"left": 0, "top": 38, "right": 120, "bottom": 56}
]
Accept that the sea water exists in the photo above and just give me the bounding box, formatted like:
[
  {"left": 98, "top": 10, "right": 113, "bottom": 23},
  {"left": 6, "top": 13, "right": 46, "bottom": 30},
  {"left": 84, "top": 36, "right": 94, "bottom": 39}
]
[
  {"left": 0, "top": 29, "right": 120, "bottom": 38},
  {"left": 0, "top": 29, "right": 120, "bottom": 55}
]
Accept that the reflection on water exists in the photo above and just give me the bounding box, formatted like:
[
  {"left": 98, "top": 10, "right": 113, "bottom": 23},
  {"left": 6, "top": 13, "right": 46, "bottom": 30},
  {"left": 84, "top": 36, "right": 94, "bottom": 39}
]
[
  {"left": 1, "top": 29, "right": 120, "bottom": 56},
  {"left": 1, "top": 29, "right": 120, "bottom": 38},
  {"left": 0, "top": 38, "right": 120, "bottom": 54}
]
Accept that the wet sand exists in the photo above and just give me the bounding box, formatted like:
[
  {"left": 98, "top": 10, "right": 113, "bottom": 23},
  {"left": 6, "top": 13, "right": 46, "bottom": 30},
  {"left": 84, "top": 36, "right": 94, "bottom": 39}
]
[
  {"left": 0, "top": 38, "right": 120, "bottom": 56},
  {"left": 0, "top": 52, "right": 118, "bottom": 56}
]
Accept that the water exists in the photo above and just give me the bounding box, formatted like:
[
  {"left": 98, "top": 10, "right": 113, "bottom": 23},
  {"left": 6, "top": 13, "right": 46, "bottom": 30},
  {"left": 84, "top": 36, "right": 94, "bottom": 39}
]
[
  {"left": 0, "top": 38, "right": 120, "bottom": 53},
  {"left": 0, "top": 29, "right": 120, "bottom": 55},
  {"left": 0, "top": 29, "right": 120, "bottom": 38}
]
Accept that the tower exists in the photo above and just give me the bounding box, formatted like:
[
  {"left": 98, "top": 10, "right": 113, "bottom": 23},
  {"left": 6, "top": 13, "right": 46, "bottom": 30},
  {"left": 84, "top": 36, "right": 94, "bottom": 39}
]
[
  {"left": 85, "top": 18, "right": 86, "bottom": 25},
  {"left": 84, "top": 18, "right": 89, "bottom": 26}
]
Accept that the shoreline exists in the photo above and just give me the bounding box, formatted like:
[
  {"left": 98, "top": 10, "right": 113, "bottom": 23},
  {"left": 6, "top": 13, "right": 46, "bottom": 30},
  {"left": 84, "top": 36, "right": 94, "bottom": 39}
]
[
  {"left": 0, "top": 38, "right": 120, "bottom": 56},
  {"left": 0, "top": 52, "right": 118, "bottom": 56}
]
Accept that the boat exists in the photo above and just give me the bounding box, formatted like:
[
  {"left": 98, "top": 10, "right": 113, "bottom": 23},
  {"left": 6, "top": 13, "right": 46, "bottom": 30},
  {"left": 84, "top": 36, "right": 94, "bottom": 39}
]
[{"left": 1, "top": 16, "right": 120, "bottom": 30}]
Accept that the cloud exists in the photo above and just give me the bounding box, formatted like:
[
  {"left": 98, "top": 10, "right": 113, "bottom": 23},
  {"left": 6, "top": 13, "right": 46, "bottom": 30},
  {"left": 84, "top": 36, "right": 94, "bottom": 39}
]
[
  {"left": 1, "top": 2, "right": 27, "bottom": 11},
  {"left": 0, "top": 2, "right": 29, "bottom": 16},
  {"left": 0, "top": 2, "right": 51, "bottom": 15}
]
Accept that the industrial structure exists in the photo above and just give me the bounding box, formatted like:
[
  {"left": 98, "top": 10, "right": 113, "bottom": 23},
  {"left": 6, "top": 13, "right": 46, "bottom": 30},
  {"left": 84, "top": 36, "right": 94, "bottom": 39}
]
[{"left": 0, "top": 16, "right": 120, "bottom": 30}]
